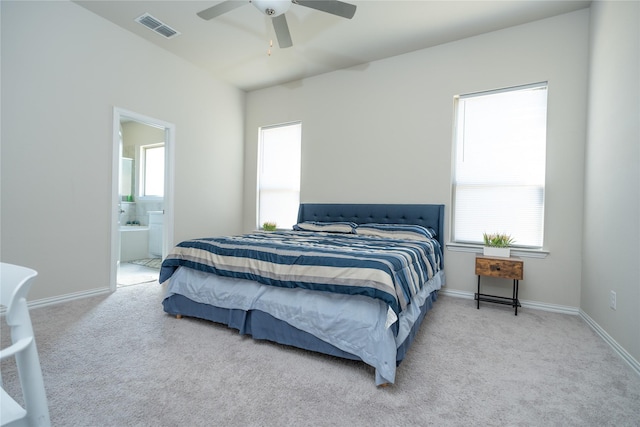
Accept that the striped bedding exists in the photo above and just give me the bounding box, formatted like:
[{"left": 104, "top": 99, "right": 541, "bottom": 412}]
[{"left": 159, "top": 230, "right": 443, "bottom": 314}]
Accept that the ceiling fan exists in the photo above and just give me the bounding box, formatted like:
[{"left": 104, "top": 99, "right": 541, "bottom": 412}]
[{"left": 197, "top": 0, "right": 357, "bottom": 49}]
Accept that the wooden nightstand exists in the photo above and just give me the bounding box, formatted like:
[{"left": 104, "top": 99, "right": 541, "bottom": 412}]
[{"left": 475, "top": 255, "right": 524, "bottom": 315}]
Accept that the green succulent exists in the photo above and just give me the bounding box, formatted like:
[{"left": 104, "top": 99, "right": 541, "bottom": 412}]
[
  {"left": 262, "top": 221, "right": 277, "bottom": 231},
  {"left": 483, "top": 232, "right": 515, "bottom": 247}
]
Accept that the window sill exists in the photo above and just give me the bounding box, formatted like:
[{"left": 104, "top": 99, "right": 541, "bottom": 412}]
[{"left": 445, "top": 242, "right": 549, "bottom": 259}]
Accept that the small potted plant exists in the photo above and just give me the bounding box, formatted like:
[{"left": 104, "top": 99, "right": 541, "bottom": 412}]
[
  {"left": 262, "top": 221, "right": 277, "bottom": 231},
  {"left": 482, "top": 232, "right": 514, "bottom": 257}
]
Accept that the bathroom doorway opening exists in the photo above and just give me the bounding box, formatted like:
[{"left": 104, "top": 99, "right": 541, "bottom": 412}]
[{"left": 111, "top": 108, "right": 175, "bottom": 291}]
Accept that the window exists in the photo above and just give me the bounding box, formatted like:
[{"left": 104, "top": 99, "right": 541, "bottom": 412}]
[
  {"left": 452, "top": 83, "right": 548, "bottom": 248},
  {"left": 257, "top": 122, "right": 302, "bottom": 229},
  {"left": 140, "top": 143, "right": 164, "bottom": 197}
]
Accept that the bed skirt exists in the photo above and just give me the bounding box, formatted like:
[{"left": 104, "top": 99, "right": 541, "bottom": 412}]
[{"left": 162, "top": 290, "right": 438, "bottom": 373}]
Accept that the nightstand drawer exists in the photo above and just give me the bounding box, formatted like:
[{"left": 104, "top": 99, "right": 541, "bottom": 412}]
[{"left": 475, "top": 256, "right": 523, "bottom": 280}]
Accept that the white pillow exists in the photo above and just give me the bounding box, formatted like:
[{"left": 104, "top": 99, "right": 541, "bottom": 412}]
[
  {"left": 293, "top": 221, "right": 357, "bottom": 234},
  {"left": 356, "top": 223, "right": 436, "bottom": 241}
]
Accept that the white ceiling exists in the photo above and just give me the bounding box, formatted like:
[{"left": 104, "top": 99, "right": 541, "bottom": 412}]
[{"left": 74, "top": 0, "right": 591, "bottom": 92}]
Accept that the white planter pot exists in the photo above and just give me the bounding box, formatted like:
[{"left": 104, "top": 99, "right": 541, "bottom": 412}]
[{"left": 483, "top": 246, "right": 511, "bottom": 258}]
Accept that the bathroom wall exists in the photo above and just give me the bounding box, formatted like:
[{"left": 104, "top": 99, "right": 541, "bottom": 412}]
[
  {"left": 121, "top": 121, "right": 165, "bottom": 226},
  {"left": 118, "top": 202, "right": 163, "bottom": 228}
]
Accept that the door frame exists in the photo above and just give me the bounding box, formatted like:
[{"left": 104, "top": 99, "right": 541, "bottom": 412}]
[{"left": 110, "top": 107, "right": 175, "bottom": 292}]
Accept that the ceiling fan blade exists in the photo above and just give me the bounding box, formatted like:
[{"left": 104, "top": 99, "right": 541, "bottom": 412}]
[
  {"left": 272, "top": 14, "right": 293, "bottom": 48},
  {"left": 294, "top": 0, "right": 356, "bottom": 19},
  {"left": 197, "top": 1, "right": 247, "bottom": 20}
]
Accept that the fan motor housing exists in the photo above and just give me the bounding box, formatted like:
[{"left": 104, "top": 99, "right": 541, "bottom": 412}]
[{"left": 252, "top": 0, "right": 292, "bottom": 16}]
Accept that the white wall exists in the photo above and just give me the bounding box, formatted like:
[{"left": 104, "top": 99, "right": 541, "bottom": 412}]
[
  {"left": 245, "top": 10, "right": 590, "bottom": 308},
  {"left": 582, "top": 1, "right": 640, "bottom": 364},
  {"left": 1, "top": 1, "right": 245, "bottom": 300}
]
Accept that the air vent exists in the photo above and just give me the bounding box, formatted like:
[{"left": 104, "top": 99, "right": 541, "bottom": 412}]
[{"left": 135, "top": 13, "right": 181, "bottom": 39}]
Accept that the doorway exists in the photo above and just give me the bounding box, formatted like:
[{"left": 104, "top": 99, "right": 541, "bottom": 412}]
[{"left": 110, "top": 108, "right": 175, "bottom": 291}]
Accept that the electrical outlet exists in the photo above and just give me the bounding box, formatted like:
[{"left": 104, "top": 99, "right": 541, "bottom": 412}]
[{"left": 610, "top": 291, "right": 617, "bottom": 310}]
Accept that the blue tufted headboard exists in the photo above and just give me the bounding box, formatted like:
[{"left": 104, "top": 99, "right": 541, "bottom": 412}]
[{"left": 297, "top": 203, "right": 445, "bottom": 249}]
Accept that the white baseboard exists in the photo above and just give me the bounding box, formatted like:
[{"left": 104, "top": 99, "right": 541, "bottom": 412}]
[
  {"left": 439, "top": 288, "right": 579, "bottom": 315},
  {"left": 7, "top": 284, "right": 639, "bottom": 378},
  {"left": 22, "top": 287, "right": 112, "bottom": 313},
  {"left": 440, "top": 288, "right": 640, "bottom": 377},
  {"left": 439, "top": 288, "right": 476, "bottom": 300},
  {"left": 1, "top": 287, "right": 112, "bottom": 315},
  {"left": 519, "top": 299, "right": 580, "bottom": 315},
  {"left": 579, "top": 309, "right": 640, "bottom": 377}
]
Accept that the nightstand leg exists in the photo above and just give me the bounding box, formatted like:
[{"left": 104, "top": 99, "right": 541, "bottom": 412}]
[
  {"left": 477, "top": 275, "right": 481, "bottom": 309},
  {"left": 514, "top": 279, "right": 519, "bottom": 316}
]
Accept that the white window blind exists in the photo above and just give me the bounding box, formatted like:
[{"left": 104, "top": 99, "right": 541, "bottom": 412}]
[
  {"left": 258, "top": 122, "right": 301, "bottom": 229},
  {"left": 452, "top": 83, "right": 548, "bottom": 248}
]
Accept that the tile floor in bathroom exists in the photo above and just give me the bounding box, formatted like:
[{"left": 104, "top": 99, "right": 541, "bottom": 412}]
[{"left": 117, "top": 261, "right": 161, "bottom": 287}]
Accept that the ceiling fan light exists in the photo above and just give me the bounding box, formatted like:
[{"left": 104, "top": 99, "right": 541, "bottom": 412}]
[{"left": 251, "top": 0, "right": 292, "bottom": 17}]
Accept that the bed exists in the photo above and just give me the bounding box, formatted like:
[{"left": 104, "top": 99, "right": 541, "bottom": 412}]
[{"left": 160, "top": 203, "right": 445, "bottom": 385}]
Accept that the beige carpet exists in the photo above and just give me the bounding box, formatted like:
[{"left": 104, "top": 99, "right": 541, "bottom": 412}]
[{"left": 2, "top": 284, "right": 639, "bottom": 426}]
